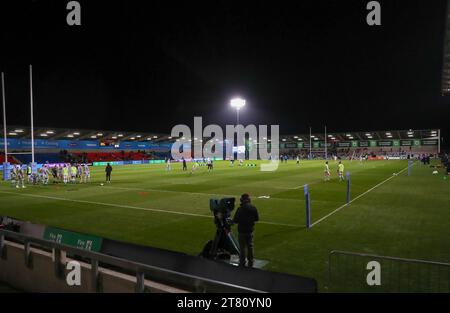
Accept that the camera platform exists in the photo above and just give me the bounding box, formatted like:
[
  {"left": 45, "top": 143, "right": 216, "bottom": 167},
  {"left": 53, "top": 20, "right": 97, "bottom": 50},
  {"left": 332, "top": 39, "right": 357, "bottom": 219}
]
[{"left": 227, "top": 255, "right": 269, "bottom": 269}]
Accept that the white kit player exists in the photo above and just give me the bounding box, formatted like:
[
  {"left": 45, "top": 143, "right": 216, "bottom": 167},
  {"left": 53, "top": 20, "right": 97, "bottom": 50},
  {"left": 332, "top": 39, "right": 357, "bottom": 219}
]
[
  {"left": 15, "top": 165, "right": 26, "bottom": 189},
  {"left": 77, "top": 164, "right": 83, "bottom": 182},
  {"left": 324, "top": 161, "right": 331, "bottom": 181},
  {"left": 191, "top": 161, "right": 199, "bottom": 174},
  {"left": 10, "top": 165, "right": 18, "bottom": 187},
  {"left": 37, "top": 167, "right": 43, "bottom": 184},
  {"left": 57, "top": 165, "right": 63, "bottom": 182},
  {"left": 63, "top": 164, "right": 69, "bottom": 184},
  {"left": 42, "top": 165, "right": 49, "bottom": 185},
  {"left": 207, "top": 158, "right": 212, "bottom": 171},
  {"left": 83, "top": 164, "right": 91, "bottom": 183}
]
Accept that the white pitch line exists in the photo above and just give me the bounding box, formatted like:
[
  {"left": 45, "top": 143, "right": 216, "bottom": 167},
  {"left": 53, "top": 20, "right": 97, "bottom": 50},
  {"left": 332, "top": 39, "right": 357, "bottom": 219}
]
[
  {"left": 0, "top": 190, "right": 300, "bottom": 228},
  {"left": 100, "top": 185, "right": 236, "bottom": 198},
  {"left": 93, "top": 185, "right": 305, "bottom": 201},
  {"left": 310, "top": 164, "right": 411, "bottom": 227}
]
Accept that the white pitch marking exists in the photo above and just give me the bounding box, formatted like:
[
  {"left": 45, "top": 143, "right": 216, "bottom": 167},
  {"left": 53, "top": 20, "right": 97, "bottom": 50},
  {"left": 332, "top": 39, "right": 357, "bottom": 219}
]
[
  {"left": 101, "top": 185, "right": 236, "bottom": 198},
  {"left": 0, "top": 190, "right": 300, "bottom": 228}
]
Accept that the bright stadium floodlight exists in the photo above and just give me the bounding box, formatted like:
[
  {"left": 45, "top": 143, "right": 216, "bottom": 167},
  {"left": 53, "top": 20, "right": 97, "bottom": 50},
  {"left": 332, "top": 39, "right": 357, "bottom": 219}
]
[{"left": 230, "top": 97, "right": 246, "bottom": 125}]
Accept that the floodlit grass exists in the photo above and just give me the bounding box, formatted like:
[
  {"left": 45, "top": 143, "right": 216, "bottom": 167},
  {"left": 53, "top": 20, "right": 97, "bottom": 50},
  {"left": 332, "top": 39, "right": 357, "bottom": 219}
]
[{"left": 1, "top": 159, "right": 449, "bottom": 291}]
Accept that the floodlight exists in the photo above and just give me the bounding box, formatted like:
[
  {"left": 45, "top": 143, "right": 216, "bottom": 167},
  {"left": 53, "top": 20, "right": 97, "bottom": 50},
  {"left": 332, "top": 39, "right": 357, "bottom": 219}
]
[
  {"left": 230, "top": 98, "right": 246, "bottom": 110},
  {"left": 230, "top": 98, "right": 246, "bottom": 125}
]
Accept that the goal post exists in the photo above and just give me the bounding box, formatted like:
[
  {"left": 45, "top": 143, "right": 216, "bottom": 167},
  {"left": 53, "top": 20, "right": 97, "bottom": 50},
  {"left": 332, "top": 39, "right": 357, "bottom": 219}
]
[
  {"left": 29, "top": 65, "right": 37, "bottom": 174},
  {"left": 1, "top": 66, "right": 37, "bottom": 180},
  {"left": 1, "top": 72, "right": 9, "bottom": 180}
]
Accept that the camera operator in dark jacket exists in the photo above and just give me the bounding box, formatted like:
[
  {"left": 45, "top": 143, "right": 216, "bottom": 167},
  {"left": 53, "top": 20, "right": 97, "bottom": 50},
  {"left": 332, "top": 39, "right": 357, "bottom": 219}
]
[{"left": 233, "top": 194, "right": 259, "bottom": 267}]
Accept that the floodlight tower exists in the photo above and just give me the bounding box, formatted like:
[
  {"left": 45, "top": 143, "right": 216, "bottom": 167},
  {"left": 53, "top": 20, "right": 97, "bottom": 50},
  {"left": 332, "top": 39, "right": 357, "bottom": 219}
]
[{"left": 230, "top": 98, "right": 246, "bottom": 125}]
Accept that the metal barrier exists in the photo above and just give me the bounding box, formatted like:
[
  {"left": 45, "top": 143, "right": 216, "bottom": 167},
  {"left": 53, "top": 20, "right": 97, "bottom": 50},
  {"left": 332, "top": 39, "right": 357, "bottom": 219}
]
[
  {"left": 327, "top": 250, "right": 450, "bottom": 292},
  {"left": 0, "top": 229, "right": 265, "bottom": 293}
]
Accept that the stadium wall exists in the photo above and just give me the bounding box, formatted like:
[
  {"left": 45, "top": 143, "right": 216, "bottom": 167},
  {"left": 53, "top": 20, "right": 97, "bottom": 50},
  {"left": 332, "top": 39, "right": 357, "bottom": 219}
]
[
  {"left": 0, "top": 240, "right": 187, "bottom": 293},
  {"left": 0, "top": 138, "right": 172, "bottom": 151}
]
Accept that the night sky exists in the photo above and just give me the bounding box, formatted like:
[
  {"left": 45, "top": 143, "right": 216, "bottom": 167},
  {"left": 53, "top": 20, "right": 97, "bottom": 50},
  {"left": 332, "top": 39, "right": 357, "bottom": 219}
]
[{"left": 0, "top": 0, "right": 449, "bottom": 142}]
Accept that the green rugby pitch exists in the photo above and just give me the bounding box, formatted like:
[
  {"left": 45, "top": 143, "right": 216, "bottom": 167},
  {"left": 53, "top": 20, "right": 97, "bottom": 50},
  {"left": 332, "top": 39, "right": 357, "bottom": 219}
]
[{"left": 1, "top": 159, "right": 449, "bottom": 291}]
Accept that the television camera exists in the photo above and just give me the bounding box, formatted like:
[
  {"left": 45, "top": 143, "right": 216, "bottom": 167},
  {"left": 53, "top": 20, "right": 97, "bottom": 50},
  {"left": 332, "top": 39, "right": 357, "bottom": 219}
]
[{"left": 200, "top": 198, "right": 240, "bottom": 260}]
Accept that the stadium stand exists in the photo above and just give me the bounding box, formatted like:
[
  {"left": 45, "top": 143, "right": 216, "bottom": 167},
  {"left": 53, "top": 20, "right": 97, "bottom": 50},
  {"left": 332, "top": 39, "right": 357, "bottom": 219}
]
[
  {"left": 70, "top": 151, "right": 169, "bottom": 163},
  {"left": 13, "top": 153, "right": 61, "bottom": 165},
  {"left": 0, "top": 155, "right": 20, "bottom": 165},
  {"left": 0, "top": 126, "right": 440, "bottom": 163}
]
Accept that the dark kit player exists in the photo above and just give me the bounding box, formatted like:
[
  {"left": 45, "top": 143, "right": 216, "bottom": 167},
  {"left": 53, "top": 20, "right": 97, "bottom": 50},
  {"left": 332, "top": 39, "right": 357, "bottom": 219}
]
[
  {"left": 105, "top": 163, "right": 112, "bottom": 183},
  {"left": 182, "top": 157, "right": 187, "bottom": 171}
]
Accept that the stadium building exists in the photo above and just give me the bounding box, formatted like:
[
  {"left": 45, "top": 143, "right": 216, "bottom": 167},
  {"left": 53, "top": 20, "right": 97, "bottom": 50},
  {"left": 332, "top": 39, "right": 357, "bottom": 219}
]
[{"left": 0, "top": 126, "right": 441, "bottom": 166}]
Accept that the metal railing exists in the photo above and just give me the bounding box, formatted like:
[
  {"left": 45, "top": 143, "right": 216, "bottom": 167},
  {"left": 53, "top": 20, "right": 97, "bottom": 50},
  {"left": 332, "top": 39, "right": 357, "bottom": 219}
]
[
  {"left": 0, "top": 229, "right": 265, "bottom": 293},
  {"left": 327, "top": 250, "right": 450, "bottom": 292}
]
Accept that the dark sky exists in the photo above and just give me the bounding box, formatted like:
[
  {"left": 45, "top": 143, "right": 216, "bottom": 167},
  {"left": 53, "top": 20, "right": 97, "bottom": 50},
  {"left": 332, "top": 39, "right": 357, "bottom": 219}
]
[{"left": 1, "top": 0, "right": 449, "bottom": 141}]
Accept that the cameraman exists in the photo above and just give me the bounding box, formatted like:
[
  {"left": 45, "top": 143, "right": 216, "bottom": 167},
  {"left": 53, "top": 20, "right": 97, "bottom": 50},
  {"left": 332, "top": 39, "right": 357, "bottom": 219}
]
[{"left": 233, "top": 194, "right": 259, "bottom": 267}]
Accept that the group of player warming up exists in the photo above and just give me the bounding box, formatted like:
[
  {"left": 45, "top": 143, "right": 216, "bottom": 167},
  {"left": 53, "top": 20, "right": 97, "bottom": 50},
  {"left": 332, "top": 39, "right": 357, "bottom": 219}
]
[
  {"left": 9, "top": 163, "right": 91, "bottom": 188},
  {"left": 166, "top": 157, "right": 215, "bottom": 174},
  {"left": 324, "top": 160, "right": 345, "bottom": 181}
]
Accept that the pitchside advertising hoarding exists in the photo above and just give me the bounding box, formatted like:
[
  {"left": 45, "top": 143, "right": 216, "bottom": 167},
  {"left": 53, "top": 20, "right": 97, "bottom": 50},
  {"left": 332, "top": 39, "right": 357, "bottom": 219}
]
[
  {"left": 92, "top": 160, "right": 166, "bottom": 166},
  {"left": 43, "top": 226, "right": 103, "bottom": 252}
]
